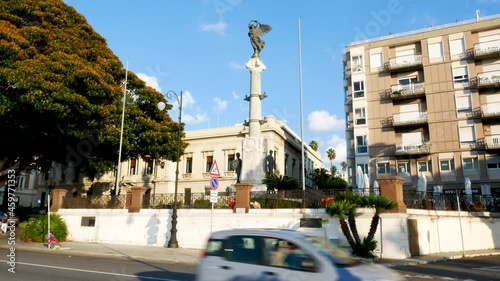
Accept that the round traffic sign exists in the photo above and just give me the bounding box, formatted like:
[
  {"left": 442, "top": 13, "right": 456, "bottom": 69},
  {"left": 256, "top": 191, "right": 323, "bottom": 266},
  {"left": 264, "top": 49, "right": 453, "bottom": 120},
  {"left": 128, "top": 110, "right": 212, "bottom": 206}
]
[{"left": 210, "top": 177, "right": 219, "bottom": 190}]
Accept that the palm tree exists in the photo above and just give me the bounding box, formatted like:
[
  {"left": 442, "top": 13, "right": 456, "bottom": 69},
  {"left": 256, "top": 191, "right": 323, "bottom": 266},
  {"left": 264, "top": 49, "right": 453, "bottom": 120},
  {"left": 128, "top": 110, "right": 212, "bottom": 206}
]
[
  {"left": 330, "top": 165, "right": 338, "bottom": 176},
  {"left": 327, "top": 148, "right": 336, "bottom": 168},
  {"left": 340, "top": 161, "right": 348, "bottom": 179},
  {"left": 335, "top": 190, "right": 362, "bottom": 246},
  {"left": 363, "top": 195, "right": 398, "bottom": 242},
  {"left": 325, "top": 200, "right": 357, "bottom": 250},
  {"left": 262, "top": 173, "right": 300, "bottom": 193},
  {"left": 309, "top": 140, "right": 319, "bottom": 152}
]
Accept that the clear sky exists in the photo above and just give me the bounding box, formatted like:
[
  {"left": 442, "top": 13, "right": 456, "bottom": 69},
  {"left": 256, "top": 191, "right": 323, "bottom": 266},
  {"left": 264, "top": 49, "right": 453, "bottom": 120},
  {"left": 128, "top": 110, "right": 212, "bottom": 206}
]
[{"left": 64, "top": 0, "right": 500, "bottom": 168}]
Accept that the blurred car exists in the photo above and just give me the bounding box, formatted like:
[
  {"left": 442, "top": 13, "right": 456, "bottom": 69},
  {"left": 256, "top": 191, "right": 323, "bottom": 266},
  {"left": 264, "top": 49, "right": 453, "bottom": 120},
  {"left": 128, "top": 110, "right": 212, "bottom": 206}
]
[{"left": 196, "top": 229, "right": 403, "bottom": 281}]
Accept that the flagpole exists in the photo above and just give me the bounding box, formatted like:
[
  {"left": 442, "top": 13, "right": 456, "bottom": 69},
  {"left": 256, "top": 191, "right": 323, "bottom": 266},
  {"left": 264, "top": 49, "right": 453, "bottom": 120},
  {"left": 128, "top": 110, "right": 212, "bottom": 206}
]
[
  {"left": 115, "top": 60, "right": 129, "bottom": 195},
  {"left": 298, "top": 17, "right": 306, "bottom": 193}
]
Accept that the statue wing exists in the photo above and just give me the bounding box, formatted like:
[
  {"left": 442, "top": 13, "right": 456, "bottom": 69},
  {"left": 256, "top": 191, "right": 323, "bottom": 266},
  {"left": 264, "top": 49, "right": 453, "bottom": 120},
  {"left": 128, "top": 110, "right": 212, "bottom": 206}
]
[{"left": 254, "top": 24, "right": 272, "bottom": 37}]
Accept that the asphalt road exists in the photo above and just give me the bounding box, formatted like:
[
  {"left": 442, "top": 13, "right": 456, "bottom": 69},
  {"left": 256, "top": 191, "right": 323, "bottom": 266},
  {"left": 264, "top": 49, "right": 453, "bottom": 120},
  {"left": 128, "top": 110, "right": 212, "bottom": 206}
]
[
  {"left": 0, "top": 250, "right": 196, "bottom": 281},
  {"left": 393, "top": 255, "right": 500, "bottom": 281}
]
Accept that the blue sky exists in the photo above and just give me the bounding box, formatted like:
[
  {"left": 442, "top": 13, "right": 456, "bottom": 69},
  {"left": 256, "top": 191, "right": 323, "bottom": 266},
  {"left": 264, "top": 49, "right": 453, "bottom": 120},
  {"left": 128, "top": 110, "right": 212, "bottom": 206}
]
[{"left": 64, "top": 0, "right": 500, "bottom": 168}]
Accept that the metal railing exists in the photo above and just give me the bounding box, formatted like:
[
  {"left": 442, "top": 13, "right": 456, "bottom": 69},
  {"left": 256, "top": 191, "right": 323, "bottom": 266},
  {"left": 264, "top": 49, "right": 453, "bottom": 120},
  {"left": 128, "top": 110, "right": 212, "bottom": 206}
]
[
  {"left": 481, "top": 104, "right": 500, "bottom": 118},
  {"left": 403, "top": 190, "right": 500, "bottom": 212},
  {"left": 474, "top": 42, "right": 500, "bottom": 57},
  {"left": 390, "top": 82, "right": 425, "bottom": 97},
  {"left": 477, "top": 71, "right": 500, "bottom": 87},
  {"left": 62, "top": 194, "right": 129, "bottom": 209},
  {"left": 393, "top": 111, "right": 428, "bottom": 126},
  {"left": 395, "top": 143, "right": 431, "bottom": 155},
  {"left": 388, "top": 54, "right": 422, "bottom": 70}
]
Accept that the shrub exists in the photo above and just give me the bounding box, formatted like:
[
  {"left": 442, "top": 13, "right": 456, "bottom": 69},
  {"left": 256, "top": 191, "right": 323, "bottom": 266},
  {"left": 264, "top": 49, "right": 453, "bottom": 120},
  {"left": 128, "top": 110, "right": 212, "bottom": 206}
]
[
  {"left": 192, "top": 199, "right": 211, "bottom": 209},
  {"left": 20, "top": 214, "right": 68, "bottom": 243}
]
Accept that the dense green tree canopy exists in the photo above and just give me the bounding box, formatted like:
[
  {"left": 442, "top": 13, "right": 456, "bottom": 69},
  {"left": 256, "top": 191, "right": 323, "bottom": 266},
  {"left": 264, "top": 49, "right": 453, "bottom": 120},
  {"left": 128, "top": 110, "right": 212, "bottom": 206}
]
[{"left": 0, "top": 0, "right": 185, "bottom": 178}]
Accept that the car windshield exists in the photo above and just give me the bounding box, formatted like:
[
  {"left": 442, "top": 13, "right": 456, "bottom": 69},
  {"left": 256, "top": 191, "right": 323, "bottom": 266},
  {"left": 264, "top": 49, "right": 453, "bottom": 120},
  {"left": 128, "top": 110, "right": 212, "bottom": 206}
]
[{"left": 301, "top": 236, "right": 360, "bottom": 266}]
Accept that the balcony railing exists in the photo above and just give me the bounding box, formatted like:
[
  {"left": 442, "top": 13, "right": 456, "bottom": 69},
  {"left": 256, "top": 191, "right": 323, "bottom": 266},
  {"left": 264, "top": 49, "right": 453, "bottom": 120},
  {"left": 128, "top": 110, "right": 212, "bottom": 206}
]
[
  {"left": 481, "top": 104, "right": 500, "bottom": 118},
  {"left": 485, "top": 135, "right": 500, "bottom": 149},
  {"left": 390, "top": 82, "right": 425, "bottom": 99},
  {"left": 476, "top": 71, "right": 500, "bottom": 88},
  {"left": 387, "top": 54, "right": 422, "bottom": 71},
  {"left": 474, "top": 42, "right": 500, "bottom": 59},
  {"left": 395, "top": 142, "right": 430, "bottom": 155},
  {"left": 393, "top": 111, "right": 428, "bottom": 126}
]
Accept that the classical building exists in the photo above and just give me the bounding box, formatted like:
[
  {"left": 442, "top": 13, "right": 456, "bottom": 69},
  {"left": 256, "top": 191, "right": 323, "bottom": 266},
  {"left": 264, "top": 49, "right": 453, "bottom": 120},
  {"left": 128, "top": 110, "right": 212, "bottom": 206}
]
[
  {"left": 344, "top": 12, "right": 500, "bottom": 194},
  {"left": 7, "top": 115, "right": 322, "bottom": 206}
]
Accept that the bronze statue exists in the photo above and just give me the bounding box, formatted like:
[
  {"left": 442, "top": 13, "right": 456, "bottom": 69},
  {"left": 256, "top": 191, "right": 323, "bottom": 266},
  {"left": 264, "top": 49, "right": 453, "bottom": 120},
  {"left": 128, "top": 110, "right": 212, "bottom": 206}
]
[
  {"left": 265, "top": 150, "right": 275, "bottom": 174},
  {"left": 232, "top": 152, "right": 242, "bottom": 183},
  {"left": 248, "top": 20, "right": 272, "bottom": 58}
]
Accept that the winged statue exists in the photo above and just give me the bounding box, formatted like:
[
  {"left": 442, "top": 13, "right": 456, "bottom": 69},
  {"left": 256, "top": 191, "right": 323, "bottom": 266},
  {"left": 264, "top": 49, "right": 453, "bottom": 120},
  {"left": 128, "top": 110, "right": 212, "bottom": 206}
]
[{"left": 248, "top": 20, "right": 272, "bottom": 58}]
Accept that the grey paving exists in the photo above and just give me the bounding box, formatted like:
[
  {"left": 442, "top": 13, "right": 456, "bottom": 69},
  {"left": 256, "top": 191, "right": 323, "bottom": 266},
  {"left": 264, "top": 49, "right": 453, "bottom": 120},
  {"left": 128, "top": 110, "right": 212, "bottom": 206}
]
[{"left": 1, "top": 231, "right": 499, "bottom": 267}]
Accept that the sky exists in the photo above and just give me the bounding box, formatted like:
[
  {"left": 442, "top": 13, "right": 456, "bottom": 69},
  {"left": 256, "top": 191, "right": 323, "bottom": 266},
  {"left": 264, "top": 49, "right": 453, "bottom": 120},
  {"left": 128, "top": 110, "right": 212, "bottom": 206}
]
[{"left": 64, "top": 0, "right": 500, "bottom": 168}]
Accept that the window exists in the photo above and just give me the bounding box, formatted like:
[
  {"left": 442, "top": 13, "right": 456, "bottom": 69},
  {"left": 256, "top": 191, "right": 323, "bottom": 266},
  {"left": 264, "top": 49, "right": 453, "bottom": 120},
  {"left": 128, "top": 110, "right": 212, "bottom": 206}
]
[
  {"left": 145, "top": 160, "right": 154, "bottom": 175},
  {"left": 418, "top": 160, "right": 432, "bottom": 172},
  {"left": 428, "top": 42, "right": 443, "bottom": 59},
  {"left": 370, "top": 53, "right": 383, "bottom": 69},
  {"left": 463, "top": 157, "right": 479, "bottom": 172},
  {"left": 452, "top": 66, "right": 469, "bottom": 84},
  {"left": 455, "top": 94, "right": 472, "bottom": 113},
  {"left": 487, "top": 162, "right": 500, "bottom": 169},
  {"left": 205, "top": 239, "right": 224, "bottom": 257},
  {"left": 344, "top": 87, "right": 349, "bottom": 103},
  {"left": 356, "top": 135, "right": 368, "bottom": 154},
  {"left": 81, "top": 216, "right": 96, "bottom": 227},
  {"left": 224, "top": 236, "right": 261, "bottom": 264},
  {"left": 357, "top": 163, "right": 369, "bottom": 174},
  {"left": 353, "top": 81, "right": 365, "bottom": 98},
  {"left": 449, "top": 38, "right": 465, "bottom": 58},
  {"left": 351, "top": 55, "right": 363, "bottom": 72},
  {"left": 17, "top": 175, "right": 25, "bottom": 189},
  {"left": 227, "top": 154, "right": 235, "bottom": 171},
  {"left": 129, "top": 158, "right": 137, "bottom": 175},
  {"left": 355, "top": 108, "right": 366, "bottom": 125},
  {"left": 377, "top": 162, "right": 390, "bottom": 175},
  {"left": 459, "top": 124, "right": 476, "bottom": 145},
  {"left": 185, "top": 156, "right": 192, "bottom": 173},
  {"left": 263, "top": 238, "right": 316, "bottom": 271},
  {"left": 440, "top": 159, "right": 455, "bottom": 172},
  {"left": 206, "top": 155, "right": 213, "bottom": 172},
  {"left": 398, "top": 162, "right": 411, "bottom": 174},
  {"left": 398, "top": 76, "right": 417, "bottom": 86}
]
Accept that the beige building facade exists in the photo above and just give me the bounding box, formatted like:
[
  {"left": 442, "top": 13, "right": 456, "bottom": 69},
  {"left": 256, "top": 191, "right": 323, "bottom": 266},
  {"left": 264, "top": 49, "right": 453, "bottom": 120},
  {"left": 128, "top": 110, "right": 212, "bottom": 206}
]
[
  {"left": 344, "top": 14, "right": 500, "bottom": 194},
  {"left": 6, "top": 115, "right": 322, "bottom": 207}
]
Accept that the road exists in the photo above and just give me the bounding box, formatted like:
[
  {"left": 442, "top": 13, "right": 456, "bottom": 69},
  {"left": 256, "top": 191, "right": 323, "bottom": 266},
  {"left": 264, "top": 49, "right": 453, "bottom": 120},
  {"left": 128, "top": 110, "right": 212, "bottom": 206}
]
[
  {"left": 0, "top": 250, "right": 196, "bottom": 281},
  {"left": 393, "top": 255, "right": 500, "bottom": 281}
]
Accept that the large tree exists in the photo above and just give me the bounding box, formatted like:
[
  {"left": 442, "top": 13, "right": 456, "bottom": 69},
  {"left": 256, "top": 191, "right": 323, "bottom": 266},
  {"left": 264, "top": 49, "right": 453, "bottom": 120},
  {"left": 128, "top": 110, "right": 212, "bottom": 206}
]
[{"left": 0, "top": 0, "right": 185, "bottom": 182}]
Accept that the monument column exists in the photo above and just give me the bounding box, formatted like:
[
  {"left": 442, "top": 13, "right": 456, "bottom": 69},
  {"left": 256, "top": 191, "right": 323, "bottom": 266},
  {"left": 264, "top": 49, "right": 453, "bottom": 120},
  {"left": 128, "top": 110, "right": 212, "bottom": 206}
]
[{"left": 239, "top": 20, "right": 272, "bottom": 191}]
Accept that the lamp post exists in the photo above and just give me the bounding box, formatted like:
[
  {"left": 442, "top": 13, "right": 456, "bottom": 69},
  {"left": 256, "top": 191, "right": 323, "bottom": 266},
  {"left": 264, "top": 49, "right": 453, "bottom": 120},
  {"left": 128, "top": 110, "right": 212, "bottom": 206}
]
[{"left": 158, "top": 90, "right": 182, "bottom": 248}]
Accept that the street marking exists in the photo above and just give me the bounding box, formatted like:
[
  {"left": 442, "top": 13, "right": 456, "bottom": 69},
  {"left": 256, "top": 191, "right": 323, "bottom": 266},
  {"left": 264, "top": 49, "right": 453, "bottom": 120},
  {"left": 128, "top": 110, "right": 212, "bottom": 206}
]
[{"left": 0, "top": 259, "right": 179, "bottom": 281}]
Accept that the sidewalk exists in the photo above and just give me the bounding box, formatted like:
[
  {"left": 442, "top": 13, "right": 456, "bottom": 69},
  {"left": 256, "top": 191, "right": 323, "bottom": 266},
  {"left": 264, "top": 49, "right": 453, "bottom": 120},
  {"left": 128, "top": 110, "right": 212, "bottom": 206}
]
[{"left": 2, "top": 236, "right": 499, "bottom": 267}]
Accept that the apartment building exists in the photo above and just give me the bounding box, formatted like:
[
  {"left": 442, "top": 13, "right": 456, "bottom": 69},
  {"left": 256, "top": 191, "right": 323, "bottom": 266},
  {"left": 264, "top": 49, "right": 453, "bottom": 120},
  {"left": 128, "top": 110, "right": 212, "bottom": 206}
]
[{"left": 344, "top": 13, "right": 500, "bottom": 194}]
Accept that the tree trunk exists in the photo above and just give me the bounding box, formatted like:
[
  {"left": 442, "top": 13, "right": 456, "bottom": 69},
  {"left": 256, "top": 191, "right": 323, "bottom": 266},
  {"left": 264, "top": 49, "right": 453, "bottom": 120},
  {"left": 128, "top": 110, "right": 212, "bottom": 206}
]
[
  {"left": 366, "top": 214, "right": 380, "bottom": 242},
  {"left": 338, "top": 218, "right": 356, "bottom": 251},
  {"left": 348, "top": 214, "right": 361, "bottom": 245}
]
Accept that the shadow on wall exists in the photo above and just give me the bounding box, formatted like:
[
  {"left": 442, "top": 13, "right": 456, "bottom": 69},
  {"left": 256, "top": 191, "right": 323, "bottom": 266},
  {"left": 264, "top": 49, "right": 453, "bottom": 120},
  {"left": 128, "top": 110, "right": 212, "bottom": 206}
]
[{"left": 146, "top": 214, "right": 160, "bottom": 246}]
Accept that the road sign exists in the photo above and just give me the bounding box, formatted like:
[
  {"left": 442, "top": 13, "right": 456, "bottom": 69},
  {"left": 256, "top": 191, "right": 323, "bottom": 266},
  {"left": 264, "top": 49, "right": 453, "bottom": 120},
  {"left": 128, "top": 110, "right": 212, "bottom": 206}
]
[
  {"left": 210, "top": 177, "right": 219, "bottom": 190},
  {"left": 209, "top": 160, "right": 221, "bottom": 177},
  {"left": 210, "top": 190, "right": 218, "bottom": 203}
]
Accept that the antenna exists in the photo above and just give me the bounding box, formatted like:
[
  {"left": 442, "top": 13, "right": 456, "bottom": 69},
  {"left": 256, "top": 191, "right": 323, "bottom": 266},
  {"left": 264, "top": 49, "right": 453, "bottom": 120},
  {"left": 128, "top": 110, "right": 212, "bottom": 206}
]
[{"left": 476, "top": 10, "right": 480, "bottom": 21}]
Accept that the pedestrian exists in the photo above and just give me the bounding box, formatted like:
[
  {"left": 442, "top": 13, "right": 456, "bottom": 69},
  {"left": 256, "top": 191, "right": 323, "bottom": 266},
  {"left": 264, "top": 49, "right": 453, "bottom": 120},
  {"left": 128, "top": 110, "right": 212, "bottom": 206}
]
[{"left": 1, "top": 213, "right": 8, "bottom": 234}]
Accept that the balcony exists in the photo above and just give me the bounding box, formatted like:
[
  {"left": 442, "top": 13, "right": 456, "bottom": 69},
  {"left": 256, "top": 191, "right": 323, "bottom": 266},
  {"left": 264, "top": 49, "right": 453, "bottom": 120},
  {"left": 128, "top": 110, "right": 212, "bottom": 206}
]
[
  {"left": 476, "top": 71, "right": 500, "bottom": 89},
  {"left": 390, "top": 83, "right": 425, "bottom": 100},
  {"left": 473, "top": 42, "right": 500, "bottom": 59},
  {"left": 393, "top": 111, "right": 428, "bottom": 127},
  {"left": 481, "top": 104, "right": 500, "bottom": 119},
  {"left": 395, "top": 143, "right": 431, "bottom": 155},
  {"left": 485, "top": 135, "right": 500, "bottom": 150},
  {"left": 386, "top": 54, "right": 422, "bottom": 72}
]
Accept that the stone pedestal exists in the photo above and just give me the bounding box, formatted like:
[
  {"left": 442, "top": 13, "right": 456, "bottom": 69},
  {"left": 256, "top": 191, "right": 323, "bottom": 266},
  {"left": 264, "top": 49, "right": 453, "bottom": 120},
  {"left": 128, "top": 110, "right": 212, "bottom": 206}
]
[
  {"left": 50, "top": 188, "right": 68, "bottom": 212},
  {"left": 128, "top": 186, "right": 147, "bottom": 213},
  {"left": 234, "top": 182, "right": 253, "bottom": 213},
  {"left": 377, "top": 176, "right": 407, "bottom": 213}
]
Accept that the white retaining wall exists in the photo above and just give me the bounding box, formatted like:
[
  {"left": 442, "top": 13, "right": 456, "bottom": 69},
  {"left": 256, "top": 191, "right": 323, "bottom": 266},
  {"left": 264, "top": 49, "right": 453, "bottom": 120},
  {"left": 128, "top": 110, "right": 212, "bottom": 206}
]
[{"left": 58, "top": 208, "right": 499, "bottom": 259}]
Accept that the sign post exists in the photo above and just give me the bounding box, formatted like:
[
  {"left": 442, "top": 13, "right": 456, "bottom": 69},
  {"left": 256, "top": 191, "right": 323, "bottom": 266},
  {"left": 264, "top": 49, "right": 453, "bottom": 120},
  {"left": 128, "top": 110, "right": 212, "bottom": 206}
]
[{"left": 208, "top": 161, "right": 220, "bottom": 233}]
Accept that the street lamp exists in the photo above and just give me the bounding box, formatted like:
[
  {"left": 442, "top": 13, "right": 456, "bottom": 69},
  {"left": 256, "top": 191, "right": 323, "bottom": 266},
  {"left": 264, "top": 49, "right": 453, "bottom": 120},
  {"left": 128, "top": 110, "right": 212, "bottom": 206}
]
[{"left": 158, "top": 90, "right": 183, "bottom": 248}]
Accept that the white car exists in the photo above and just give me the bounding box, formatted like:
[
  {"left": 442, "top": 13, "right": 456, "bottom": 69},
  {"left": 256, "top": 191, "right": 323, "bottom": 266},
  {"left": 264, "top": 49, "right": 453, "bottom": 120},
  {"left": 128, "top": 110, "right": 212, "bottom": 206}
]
[{"left": 196, "top": 229, "right": 403, "bottom": 281}]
